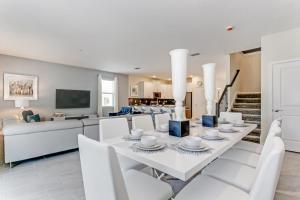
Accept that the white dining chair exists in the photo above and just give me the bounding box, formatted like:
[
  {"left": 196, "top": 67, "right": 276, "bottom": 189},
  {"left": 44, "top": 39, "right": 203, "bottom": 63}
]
[
  {"left": 154, "top": 113, "right": 171, "bottom": 131},
  {"left": 99, "top": 118, "right": 146, "bottom": 172},
  {"left": 175, "top": 136, "right": 285, "bottom": 200},
  {"left": 220, "top": 112, "right": 242, "bottom": 123},
  {"left": 233, "top": 119, "right": 282, "bottom": 154},
  {"left": 132, "top": 115, "right": 155, "bottom": 132},
  {"left": 220, "top": 125, "right": 282, "bottom": 168},
  {"left": 201, "top": 137, "right": 285, "bottom": 193},
  {"left": 78, "top": 135, "right": 173, "bottom": 200}
]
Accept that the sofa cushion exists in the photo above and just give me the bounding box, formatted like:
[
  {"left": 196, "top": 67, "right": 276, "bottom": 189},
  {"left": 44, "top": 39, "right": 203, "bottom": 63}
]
[
  {"left": 3, "top": 120, "right": 83, "bottom": 136},
  {"left": 2, "top": 119, "right": 25, "bottom": 127}
]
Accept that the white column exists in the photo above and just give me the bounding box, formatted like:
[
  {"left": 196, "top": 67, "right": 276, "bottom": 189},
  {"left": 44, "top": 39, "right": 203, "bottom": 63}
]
[
  {"left": 169, "top": 49, "right": 189, "bottom": 121},
  {"left": 202, "top": 63, "right": 216, "bottom": 115}
]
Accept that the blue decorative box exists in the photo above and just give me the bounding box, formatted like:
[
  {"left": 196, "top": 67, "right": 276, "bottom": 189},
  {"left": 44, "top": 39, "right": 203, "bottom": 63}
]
[
  {"left": 202, "top": 115, "right": 218, "bottom": 127},
  {"left": 169, "top": 120, "right": 190, "bottom": 137}
]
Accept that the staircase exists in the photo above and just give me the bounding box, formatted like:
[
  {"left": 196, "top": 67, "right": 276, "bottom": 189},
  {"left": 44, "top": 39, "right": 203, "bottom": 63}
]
[{"left": 231, "top": 93, "right": 261, "bottom": 143}]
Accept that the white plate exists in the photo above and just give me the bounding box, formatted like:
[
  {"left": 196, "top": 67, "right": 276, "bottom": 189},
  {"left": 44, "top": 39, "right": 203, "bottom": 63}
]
[
  {"left": 201, "top": 135, "right": 225, "bottom": 140},
  {"left": 158, "top": 129, "right": 169, "bottom": 133},
  {"left": 233, "top": 124, "right": 248, "bottom": 127},
  {"left": 135, "top": 142, "right": 166, "bottom": 151},
  {"left": 179, "top": 142, "right": 207, "bottom": 150},
  {"left": 123, "top": 135, "right": 142, "bottom": 140},
  {"left": 218, "top": 121, "right": 231, "bottom": 124},
  {"left": 178, "top": 143, "right": 210, "bottom": 152},
  {"left": 218, "top": 128, "right": 239, "bottom": 133}
]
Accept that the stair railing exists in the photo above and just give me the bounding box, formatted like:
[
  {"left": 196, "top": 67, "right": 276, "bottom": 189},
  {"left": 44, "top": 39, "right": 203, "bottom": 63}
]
[{"left": 216, "top": 69, "right": 240, "bottom": 117}]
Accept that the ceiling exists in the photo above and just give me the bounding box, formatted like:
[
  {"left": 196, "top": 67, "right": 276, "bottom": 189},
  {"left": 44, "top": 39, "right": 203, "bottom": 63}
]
[{"left": 0, "top": 0, "right": 300, "bottom": 76}]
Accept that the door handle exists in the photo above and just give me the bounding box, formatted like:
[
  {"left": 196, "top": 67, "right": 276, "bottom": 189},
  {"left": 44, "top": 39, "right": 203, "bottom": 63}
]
[{"left": 273, "top": 109, "right": 283, "bottom": 112}]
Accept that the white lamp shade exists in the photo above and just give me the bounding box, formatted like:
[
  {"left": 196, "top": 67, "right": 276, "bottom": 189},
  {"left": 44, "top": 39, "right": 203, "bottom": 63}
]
[{"left": 15, "top": 100, "right": 29, "bottom": 109}]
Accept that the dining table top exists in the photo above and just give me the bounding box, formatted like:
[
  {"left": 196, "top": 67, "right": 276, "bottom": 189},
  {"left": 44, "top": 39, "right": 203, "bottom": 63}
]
[{"left": 103, "top": 123, "right": 257, "bottom": 181}]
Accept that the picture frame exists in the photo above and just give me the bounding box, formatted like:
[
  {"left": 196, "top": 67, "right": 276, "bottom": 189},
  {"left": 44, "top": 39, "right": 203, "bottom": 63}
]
[
  {"left": 4, "top": 73, "right": 38, "bottom": 100},
  {"left": 130, "top": 84, "right": 139, "bottom": 97}
]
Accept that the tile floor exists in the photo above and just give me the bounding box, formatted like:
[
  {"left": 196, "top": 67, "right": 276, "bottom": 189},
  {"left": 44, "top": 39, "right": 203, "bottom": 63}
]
[{"left": 0, "top": 150, "right": 299, "bottom": 200}]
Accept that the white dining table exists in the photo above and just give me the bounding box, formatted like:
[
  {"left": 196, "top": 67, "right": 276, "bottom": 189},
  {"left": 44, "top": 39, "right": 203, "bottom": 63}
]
[{"left": 103, "top": 124, "right": 257, "bottom": 181}]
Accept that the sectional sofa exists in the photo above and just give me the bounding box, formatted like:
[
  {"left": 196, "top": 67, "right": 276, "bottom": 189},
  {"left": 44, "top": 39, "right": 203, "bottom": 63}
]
[
  {"left": 1, "top": 115, "right": 138, "bottom": 166},
  {"left": 2, "top": 119, "right": 83, "bottom": 166}
]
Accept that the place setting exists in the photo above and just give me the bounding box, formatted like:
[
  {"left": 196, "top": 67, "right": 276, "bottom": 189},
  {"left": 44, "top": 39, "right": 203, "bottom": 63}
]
[
  {"left": 131, "top": 135, "right": 167, "bottom": 153},
  {"left": 122, "top": 128, "right": 144, "bottom": 141},
  {"left": 218, "top": 124, "right": 240, "bottom": 133},
  {"left": 232, "top": 119, "right": 249, "bottom": 127},
  {"left": 171, "top": 136, "right": 212, "bottom": 154},
  {"left": 157, "top": 124, "right": 169, "bottom": 133},
  {"left": 200, "top": 129, "right": 226, "bottom": 141}
]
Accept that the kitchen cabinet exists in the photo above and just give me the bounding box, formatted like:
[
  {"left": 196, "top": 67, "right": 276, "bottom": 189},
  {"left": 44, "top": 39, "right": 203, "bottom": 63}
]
[
  {"left": 138, "top": 81, "right": 154, "bottom": 98},
  {"left": 137, "top": 81, "right": 173, "bottom": 99}
]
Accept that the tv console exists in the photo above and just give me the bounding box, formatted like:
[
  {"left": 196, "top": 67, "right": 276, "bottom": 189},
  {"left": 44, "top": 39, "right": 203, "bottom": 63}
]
[
  {"left": 50, "top": 115, "right": 90, "bottom": 121},
  {"left": 65, "top": 115, "right": 89, "bottom": 120}
]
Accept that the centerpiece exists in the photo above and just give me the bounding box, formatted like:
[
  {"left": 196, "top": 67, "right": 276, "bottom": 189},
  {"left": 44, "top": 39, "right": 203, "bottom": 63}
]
[{"left": 168, "top": 49, "right": 190, "bottom": 137}]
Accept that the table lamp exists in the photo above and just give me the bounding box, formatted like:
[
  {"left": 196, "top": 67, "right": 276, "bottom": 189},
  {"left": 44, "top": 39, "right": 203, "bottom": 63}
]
[{"left": 15, "top": 100, "right": 29, "bottom": 120}]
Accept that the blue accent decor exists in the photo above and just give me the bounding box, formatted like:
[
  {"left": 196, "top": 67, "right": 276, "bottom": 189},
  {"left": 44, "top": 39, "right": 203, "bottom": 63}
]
[
  {"left": 109, "top": 106, "right": 132, "bottom": 117},
  {"left": 202, "top": 115, "right": 218, "bottom": 127},
  {"left": 169, "top": 120, "right": 190, "bottom": 137}
]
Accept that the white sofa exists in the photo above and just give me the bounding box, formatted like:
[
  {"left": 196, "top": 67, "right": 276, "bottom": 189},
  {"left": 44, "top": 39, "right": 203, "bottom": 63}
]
[{"left": 2, "top": 119, "right": 83, "bottom": 164}]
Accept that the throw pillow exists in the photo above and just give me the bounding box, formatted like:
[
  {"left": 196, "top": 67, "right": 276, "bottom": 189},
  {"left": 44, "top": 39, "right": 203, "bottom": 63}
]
[
  {"left": 22, "top": 110, "right": 34, "bottom": 122},
  {"left": 27, "top": 114, "right": 41, "bottom": 123}
]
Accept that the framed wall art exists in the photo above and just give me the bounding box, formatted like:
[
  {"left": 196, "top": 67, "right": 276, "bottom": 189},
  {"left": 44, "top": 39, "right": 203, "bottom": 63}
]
[{"left": 4, "top": 73, "right": 38, "bottom": 100}]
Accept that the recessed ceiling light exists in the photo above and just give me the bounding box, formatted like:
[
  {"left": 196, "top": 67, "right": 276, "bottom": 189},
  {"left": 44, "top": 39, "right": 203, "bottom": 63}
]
[
  {"left": 134, "top": 67, "right": 141, "bottom": 70},
  {"left": 226, "top": 25, "right": 234, "bottom": 32}
]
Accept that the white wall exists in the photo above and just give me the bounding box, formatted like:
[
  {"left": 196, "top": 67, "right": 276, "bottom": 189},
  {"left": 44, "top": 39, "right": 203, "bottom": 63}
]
[
  {"left": 261, "top": 27, "right": 300, "bottom": 142},
  {"left": 0, "top": 54, "right": 129, "bottom": 120}
]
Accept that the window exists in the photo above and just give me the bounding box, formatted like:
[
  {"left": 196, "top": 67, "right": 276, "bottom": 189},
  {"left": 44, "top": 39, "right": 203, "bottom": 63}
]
[{"left": 102, "top": 79, "right": 115, "bottom": 107}]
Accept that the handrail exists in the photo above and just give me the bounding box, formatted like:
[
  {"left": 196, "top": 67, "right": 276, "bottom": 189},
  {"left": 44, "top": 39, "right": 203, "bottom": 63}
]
[{"left": 216, "top": 69, "right": 240, "bottom": 116}]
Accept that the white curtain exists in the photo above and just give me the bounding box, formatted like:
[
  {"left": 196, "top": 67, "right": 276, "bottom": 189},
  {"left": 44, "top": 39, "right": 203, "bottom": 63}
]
[
  {"left": 114, "top": 76, "right": 119, "bottom": 112},
  {"left": 97, "top": 74, "right": 103, "bottom": 117}
]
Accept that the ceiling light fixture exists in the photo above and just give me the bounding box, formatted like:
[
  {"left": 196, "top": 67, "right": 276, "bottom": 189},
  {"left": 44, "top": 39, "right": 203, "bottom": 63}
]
[{"left": 134, "top": 67, "right": 141, "bottom": 70}]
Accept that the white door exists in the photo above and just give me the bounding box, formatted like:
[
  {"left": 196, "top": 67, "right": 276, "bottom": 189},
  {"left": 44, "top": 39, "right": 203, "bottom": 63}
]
[{"left": 273, "top": 59, "right": 300, "bottom": 152}]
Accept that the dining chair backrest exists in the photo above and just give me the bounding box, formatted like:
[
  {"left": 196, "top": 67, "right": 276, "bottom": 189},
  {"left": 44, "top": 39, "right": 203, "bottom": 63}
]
[
  {"left": 154, "top": 113, "right": 171, "bottom": 130},
  {"left": 258, "top": 126, "right": 282, "bottom": 169},
  {"left": 270, "top": 119, "right": 281, "bottom": 130},
  {"left": 250, "top": 137, "right": 285, "bottom": 200},
  {"left": 99, "top": 118, "right": 130, "bottom": 141},
  {"left": 78, "top": 135, "right": 129, "bottom": 200},
  {"left": 220, "top": 112, "right": 242, "bottom": 123},
  {"left": 132, "top": 115, "right": 154, "bottom": 132}
]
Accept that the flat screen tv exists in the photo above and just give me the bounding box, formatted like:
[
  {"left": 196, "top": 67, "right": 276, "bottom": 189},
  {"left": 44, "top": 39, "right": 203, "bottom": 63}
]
[{"left": 56, "top": 89, "right": 90, "bottom": 109}]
